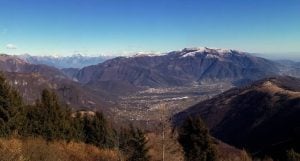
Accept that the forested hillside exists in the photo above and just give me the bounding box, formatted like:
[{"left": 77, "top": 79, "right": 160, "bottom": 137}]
[{"left": 0, "top": 73, "right": 150, "bottom": 161}]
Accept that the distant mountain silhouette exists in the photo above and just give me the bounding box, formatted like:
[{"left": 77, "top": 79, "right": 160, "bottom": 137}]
[
  {"left": 0, "top": 54, "right": 67, "bottom": 78},
  {"left": 19, "top": 54, "right": 113, "bottom": 69}
]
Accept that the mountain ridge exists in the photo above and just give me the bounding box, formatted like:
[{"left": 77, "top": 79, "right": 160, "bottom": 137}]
[
  {"left": 0, "top": 54, "right": 115, "bottom": 112},
  {"left": 18, "top": 54, "right": 114, "bottom": 69},
  {"left": 73, "top": 47, "right": 280, "bottom": 90},
  {"left": 172, "top": 76, "right": 300, "bottom": 159}
]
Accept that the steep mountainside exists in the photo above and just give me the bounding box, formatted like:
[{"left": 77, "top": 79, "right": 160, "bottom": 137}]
[
  {"left": 0, "top": 54, "right": 114, "bottom": 112},
  {"left": 61, "top": 68, "right": 80, "bottom": 80},
  {"left": 276, "top": 60, "right": 300, "bottom": 78},
  {"left": 0, "top": 54, "right": 67, "bottom": 79},
  {"left": 74, "top": 47, "right": 279, "bottom": 89},
  {"left": 4, "top": 72, "right": 114, "bottom": 111},
  {"left": 173, "top": 76, "right": 300, "bottom": 159}
]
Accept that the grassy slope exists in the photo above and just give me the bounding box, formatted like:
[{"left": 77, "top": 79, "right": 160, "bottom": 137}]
[
  {"left": 0, "top": 136, "right": 268, "bottom": 161},
  {"left": 0, "top": 138, "right": 122, "bottom": 161}
]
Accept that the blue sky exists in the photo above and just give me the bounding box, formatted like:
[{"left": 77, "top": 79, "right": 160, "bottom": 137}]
[{"left": 0, "top": 0, "right": 299, "bottom": 57}]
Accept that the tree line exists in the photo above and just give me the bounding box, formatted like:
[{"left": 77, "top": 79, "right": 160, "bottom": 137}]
[{"left": 0, "top": 74, "right": 149, "bottom": 161}]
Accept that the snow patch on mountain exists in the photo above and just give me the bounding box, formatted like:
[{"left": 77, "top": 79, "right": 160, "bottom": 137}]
[
  {"left": 180, "top": 47, "right": 244, "bottom": 58},
  {"left": 124, "top": 51, "right": 164, "bottom": 58}
]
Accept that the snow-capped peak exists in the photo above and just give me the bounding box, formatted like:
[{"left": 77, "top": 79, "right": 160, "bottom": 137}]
[
  {"left": 126, "top": 51, "right": 162, "bottom": 58},
  {"left": 72, "top": 53, "right": 84, "bottom": 58},
  {"left": 182, "top": 47, "right": 210, "bottom": 53},
  {"left": 133, "top": 54, "right": 157, "bottom": 57},
  {"left": 180, "top": 47, "right": 243, "bottom": 58}
]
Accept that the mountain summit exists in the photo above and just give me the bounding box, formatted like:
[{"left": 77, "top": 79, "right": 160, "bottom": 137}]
[{"left": 180, "top": 47, "right": 244, "bottom": 57}]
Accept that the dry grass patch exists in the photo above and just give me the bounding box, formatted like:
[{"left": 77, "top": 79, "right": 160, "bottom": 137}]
[{"left": 0, "top": 138, "right": 122, "bottom": 161}]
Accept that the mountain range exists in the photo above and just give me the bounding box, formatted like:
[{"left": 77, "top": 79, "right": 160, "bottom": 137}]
[
  {"left": 70, "top": 47, "right": 281, "bottom": 92},
  {"left": 1, "top": 47, "right": 299, "bottom": 109},
  {"left": 0, "top": 54, "right": 114, "bottom": 112},
  {"left": 19, "top": 54, "right": 114, "bottom": 69}
]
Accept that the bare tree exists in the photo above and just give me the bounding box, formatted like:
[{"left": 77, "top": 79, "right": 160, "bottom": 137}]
[{"left": 159, "top": 103, "right": 168, "bottom": 161}]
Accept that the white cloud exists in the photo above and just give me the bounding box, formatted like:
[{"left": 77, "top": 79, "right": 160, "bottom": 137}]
[{"left": 6, "top": 44, "right": 17, "bottom": 49}]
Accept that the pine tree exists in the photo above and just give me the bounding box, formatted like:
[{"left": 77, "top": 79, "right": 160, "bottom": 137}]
[
  {"left": 70, "top": 112, "right": 85, "bottom": 141},
  {"left": 83, "top": 112, "right": 114, "bottom": 148},
  {"left": 17, "top": 104, "right": 41, "bottom": 137},
  {"left": 119, "top": 127, "right": 130, "bottom": 152},
  {"left": 19, "top": 89, "right": 74, "bottom": 141},
  {"left": 120, "top": 125, "right": 150, "bottom": 161},
  {"left": 0, "top": 73, "right": 23, "bottom": 136},
  {"left": 178, "top": 117, "right": 218, "bottom": 161}
]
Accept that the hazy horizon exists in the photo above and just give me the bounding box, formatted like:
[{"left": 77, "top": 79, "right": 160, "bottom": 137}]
[{"left": 1, "top": 46, "right": 300, "bottom": 62}]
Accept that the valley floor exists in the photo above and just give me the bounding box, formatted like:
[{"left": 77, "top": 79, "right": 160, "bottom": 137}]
[{"left": 112, "top": 83, "right": 232, "bottom": 130}]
